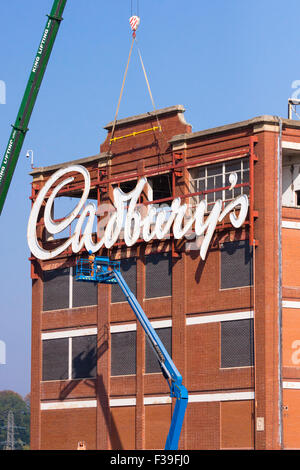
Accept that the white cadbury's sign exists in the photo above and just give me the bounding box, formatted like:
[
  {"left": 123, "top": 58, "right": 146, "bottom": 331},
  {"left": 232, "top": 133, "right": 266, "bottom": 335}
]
[{"left": 27, "top": 165, "right": 249, "bottom": 261}]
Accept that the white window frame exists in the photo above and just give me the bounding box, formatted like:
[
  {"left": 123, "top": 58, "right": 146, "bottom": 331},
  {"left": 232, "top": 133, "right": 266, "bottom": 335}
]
[
  {"left": 189, "top": 158, "right": 249, "bottom": 209},
  {"left": 42, "top": 328, "right": 97, "bottom": 381}
]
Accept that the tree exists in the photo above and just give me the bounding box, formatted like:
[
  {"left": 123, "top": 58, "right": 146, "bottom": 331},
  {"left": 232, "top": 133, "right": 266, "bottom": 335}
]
[{"left": 0, "top": 390, "right": 30, "bottom": 450}]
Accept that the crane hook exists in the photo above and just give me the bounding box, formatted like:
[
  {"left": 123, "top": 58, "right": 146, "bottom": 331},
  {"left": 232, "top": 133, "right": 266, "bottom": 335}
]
[{"left": 129, "top": 15, "right": 140, "bottom": 38}]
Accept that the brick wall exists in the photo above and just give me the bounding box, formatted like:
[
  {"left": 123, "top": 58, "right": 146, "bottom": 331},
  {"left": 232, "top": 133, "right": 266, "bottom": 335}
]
[{"left": 29, "top": 109, "right": 300, "bottom": 450}]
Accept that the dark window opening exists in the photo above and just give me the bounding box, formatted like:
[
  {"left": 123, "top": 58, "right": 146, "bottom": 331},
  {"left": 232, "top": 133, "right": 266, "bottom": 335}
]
[
  {"left": 119, "top": 180, "right": 137, "bottom": 193},
  {"left": 149, "top": 174, "right": 172, "bottom": 203},
  {"left": 221, "top": 240, "right": 253, "bottom": 289},
  {"left": 43, "top": 268, "right": 70, "bottom": 311},
  {"left": 296, "top": 190, "right": 300, "bottom": 206},
  {"left": 145, "top": 327, "right": 172, "bottom": 374},
  {"left": 72, "top": 269, "right": 98, "bottom": 308},
  {"left": 72, "top": 335, "right": 97, "bottom": 379},
  {"left": 221, "top": 319, "right": 254, "bottom": 368},
  {"left": 43, "top": 267, "right": 98, "bottom": 311},
  {"left": 42, "top": 338, "right": 69, "bottom": 381},
  {"left": 118, "top": 180, "right": 145, "bottom": 204},
  {"left": 111, "top": 258, "right": 137, "bottom": 303},
  {"left": 145, "top": 252, "right": 172, "bottom": 298},
  {"left": 111, "top": 331, "right": 136, "bottom": 376},
  {"left": 42, "top": 335, "right": 97, "bottom": 382}
]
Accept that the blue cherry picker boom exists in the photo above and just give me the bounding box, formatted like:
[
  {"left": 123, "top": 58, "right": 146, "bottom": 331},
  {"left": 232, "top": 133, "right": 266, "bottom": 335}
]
[{"left": 76, "top": 255, "right": 188, "bottom": 450}]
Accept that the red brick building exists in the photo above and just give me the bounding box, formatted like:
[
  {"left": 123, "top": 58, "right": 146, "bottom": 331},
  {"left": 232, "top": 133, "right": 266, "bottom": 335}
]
[{"left": 28, "top": 105, "right": 300, "bottom": 450}]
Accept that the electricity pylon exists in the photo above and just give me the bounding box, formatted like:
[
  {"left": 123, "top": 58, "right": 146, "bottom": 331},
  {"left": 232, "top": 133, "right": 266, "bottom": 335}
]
[{"left": 4, "top": 410, "right": 14, "bottom": 450}]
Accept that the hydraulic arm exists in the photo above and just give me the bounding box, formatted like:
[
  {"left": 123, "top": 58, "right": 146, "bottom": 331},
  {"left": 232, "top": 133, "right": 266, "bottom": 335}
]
[
  {"left": 76, "top": 256, "right": 188, "bottom": 450},
  {"left": 0, "top": 0, "right": 67, "bottom": 215}
]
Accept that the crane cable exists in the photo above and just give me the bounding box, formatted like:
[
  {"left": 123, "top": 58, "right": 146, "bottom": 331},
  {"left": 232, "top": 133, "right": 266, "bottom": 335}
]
[
  {"left": 109, "top": 15, "right": 162, "bottom": 148},
  {"left": 131, "top": 0, "right": 139, "bottom": 18},
  {"left": 109, "top": 35, "right": 135, "bottom": 147},
  {"left": 135, "top": 36, "right": 161, "bottom": 134}
]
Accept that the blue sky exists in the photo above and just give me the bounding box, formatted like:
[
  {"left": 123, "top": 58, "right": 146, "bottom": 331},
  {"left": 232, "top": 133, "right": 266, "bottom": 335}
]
[{"left": 0, "top": 0, "right": 299, "bottom": 397}]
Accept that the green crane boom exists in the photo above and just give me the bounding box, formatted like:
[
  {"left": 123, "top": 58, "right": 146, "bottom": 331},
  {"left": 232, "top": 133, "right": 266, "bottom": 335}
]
[{"left": 0, "top": 0, "right": 67, "bottom": 215}]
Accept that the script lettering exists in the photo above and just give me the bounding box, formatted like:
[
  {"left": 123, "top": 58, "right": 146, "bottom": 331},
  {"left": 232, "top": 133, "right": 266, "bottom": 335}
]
[{"left": 27, "top": 165, "right": 249, "bottom": 261}]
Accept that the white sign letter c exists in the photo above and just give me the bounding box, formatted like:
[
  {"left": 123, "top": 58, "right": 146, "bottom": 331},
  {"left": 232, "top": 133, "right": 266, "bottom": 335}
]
[{"left": 27, "top": 165, "right": 90, "bottom": 260}]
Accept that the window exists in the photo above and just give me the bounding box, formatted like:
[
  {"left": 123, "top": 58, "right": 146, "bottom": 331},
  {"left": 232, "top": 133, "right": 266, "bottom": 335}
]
[
  {"left": 111, "top": 258, "right": 137, "bottom": 303},
  {"left": 147, "top": 174, "right": 172, "bottom": 203},
  {"left": 221, "top": 319, "right": 254, "bottom": 368},
  {"left": 282, "top": 156, "right": 300, "bottom": 207},
  {"left": 189, "top": 158, "right": 249, "bottom": 209},
  {"left": 42, "top": 338, "right": 69, "bottom": 381},
  {"left": 112, "top": 181, "right": 142, "bottom": 232},
  {"left": 116, "top": 177, "right": 173, "bottom": 232},
  {"left": 42, "top": 334, "right": 97, "bottom": 381},
  {"left": 72, "top": 335, "right": 97, "bottom": 379},
  {"left": 145, "top": 252, "right": 172, "bottom": 298},
  {"left": 72, "top": 269, "right": 98, "bottom": 308},
  {"left": 220, "top": 240, "right": 253, "bottom": 289},
  {"left": 147, "top": 175, "right": 173, "bottom": 225},
  {"left": 43, "top": 267, "right": 97, "bottom": 311},
  {"left": 111, "top": 331, "right": 136, "bottom": 376},
  {"left": 43, "top": 268, "right": 70, "bottom": 311},
  {"left": 145, "top": 327, "right": 172, "bottom": 374}
]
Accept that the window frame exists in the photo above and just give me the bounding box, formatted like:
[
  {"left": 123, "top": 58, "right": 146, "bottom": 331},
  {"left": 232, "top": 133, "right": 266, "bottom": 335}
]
[
  {"left": 145, "top": 251, "right": 172, "bottom": 299},
  {"left": 42, "top": 266, "right": 98, "bottom": 312},
  {"left": 189, "top": 157, "right": 250, "bottom": 210},
  {"left": 145, "top": 325, "right": 172, "bottom": 375},
  {"left": 42, "top": 337, "right": 69, "bottom": 382},
  {"left": 219, "top": 239, "right": 253, "bottom": 291},
  {"left": 111, "top": 258, "right": 137, "bottom": 304},
  {"left": 219, "top": 318, "right": 254, "bottom": 370},
  {"left": 42, "top": 331, "right": 97, "bottom": 382},
  {"left": 110, "top": 328, "right": 137, "bottom": 377}
]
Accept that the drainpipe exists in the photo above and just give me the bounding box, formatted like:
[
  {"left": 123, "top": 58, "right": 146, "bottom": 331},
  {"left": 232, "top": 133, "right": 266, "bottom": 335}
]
[{"left": 277, "top": 116, "right": 283, "bottom": 448}]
